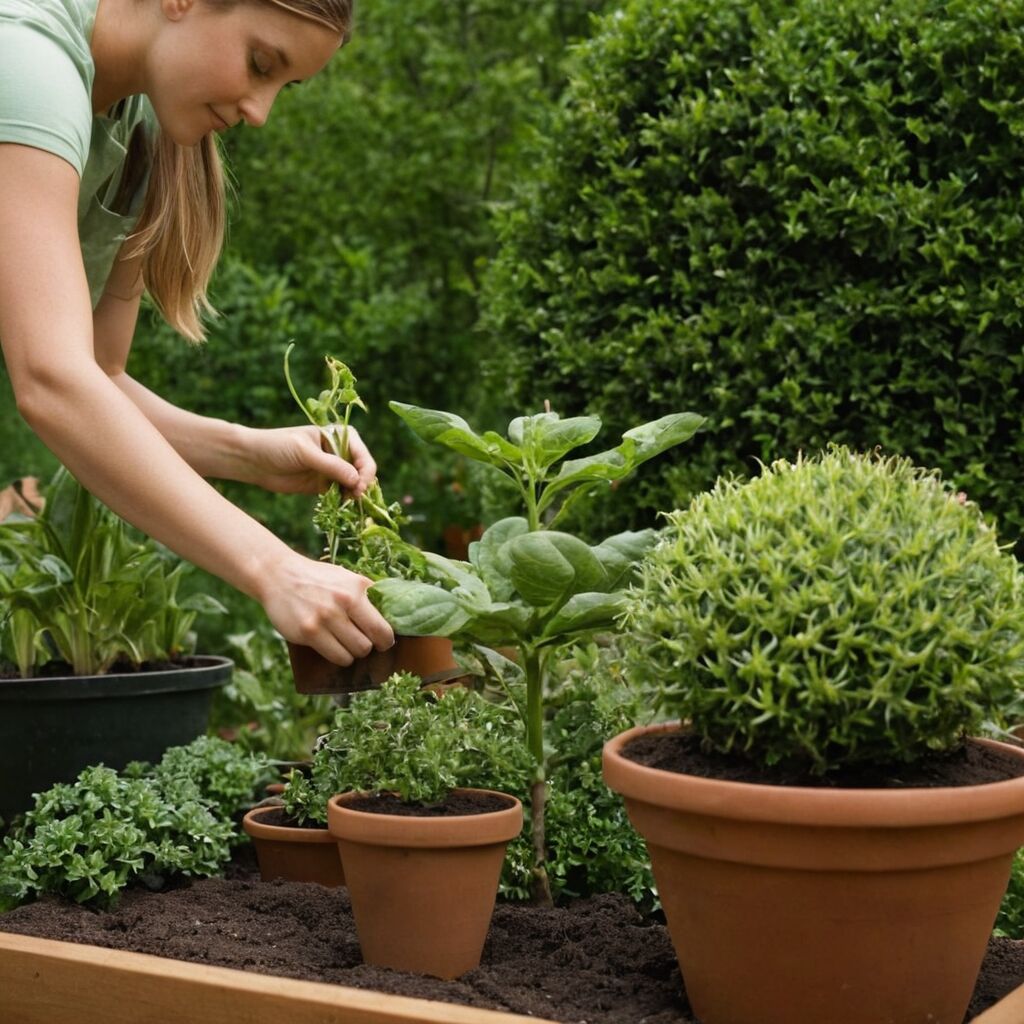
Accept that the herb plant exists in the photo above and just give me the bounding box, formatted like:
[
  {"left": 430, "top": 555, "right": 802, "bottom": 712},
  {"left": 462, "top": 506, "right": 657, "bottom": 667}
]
[
  {"left": 369, "top": 403, "right": 702, "bottom": 899},
  {"left": 283, "top": 345, "right": 423, "bottom": 580},
  {"left": 621, "top": 447, "right": 1024, "bottom": 775},
  {"left": 0, "top": 469, "right": 225, "bottom": 677},
  {"left": 0, "top": 737, "right": 269, "bottom": 910},
  {"left": 281, "top": 672, "right": 532, "bottom": 822}
]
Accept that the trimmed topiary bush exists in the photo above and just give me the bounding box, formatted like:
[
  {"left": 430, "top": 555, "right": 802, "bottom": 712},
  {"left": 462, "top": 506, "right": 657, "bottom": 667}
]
[
  {"left": 483, "top": 0, "right": 1024, "bottom": 544},
  {"left": 622, "top": 447, "right": 1024, "bottom": 774}
]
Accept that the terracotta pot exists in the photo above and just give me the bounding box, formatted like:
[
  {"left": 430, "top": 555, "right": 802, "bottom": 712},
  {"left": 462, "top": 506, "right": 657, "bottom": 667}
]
[
  {"left": 289, "top": 634, "right": 465, "bottom": 695},
  {"left": 242, "top": 805, "right": 345, "bottom": 887},
  {"left": 603, "top": 722, "right": 1024, "bottom": 1024},
  {"left": 326, "top": 788, "right": 523, "bottom": 979}
]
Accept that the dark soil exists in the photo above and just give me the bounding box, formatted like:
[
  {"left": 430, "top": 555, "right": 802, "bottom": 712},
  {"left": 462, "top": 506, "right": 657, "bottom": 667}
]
[
  {"left": 624, "top": 732, "right": 1024, "bottom": 788},
  {"left": 0, "top": 848, "right": 1020, "bottom": 1022},
  {"left": 254, "top": 807, "right": 327, "bottom": 830},
  {"left": 345, "top": 790, "right": 515, "bottom": 817},
  {"left": 0, "top": 656, "right": 198, "bottom": 680}
]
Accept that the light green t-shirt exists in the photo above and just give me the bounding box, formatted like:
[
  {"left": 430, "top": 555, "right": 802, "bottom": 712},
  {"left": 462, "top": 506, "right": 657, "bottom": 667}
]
[{"left": 0, "top": 0, "right": 154, "bottom": 306}]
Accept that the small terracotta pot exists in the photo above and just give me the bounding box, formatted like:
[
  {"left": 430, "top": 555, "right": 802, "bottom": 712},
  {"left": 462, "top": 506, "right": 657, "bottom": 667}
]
[
  {"left": 326, "top": 788, "right": 523, "bottom": 979},
  {"left": 603, "top": 722, "right": 1024, "bottom": 1024},
  {"left": 242, "top": 805, "right": 345, "bottom": 887},
  {"left": 289, "top": 634, "right": 464, "bottom": 695}
]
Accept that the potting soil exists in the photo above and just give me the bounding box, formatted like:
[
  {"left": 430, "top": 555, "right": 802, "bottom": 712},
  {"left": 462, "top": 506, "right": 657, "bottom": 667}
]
[{"left": 0, "top": 848, "right": 1020, "bottom": 1023}]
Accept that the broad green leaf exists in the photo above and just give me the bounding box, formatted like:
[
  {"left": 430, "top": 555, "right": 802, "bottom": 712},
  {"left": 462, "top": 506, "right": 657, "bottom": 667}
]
[
  {"left": 508, "top": 413, "right": 602, "bottom": 469},
  {"left": 541, "top": 592, "right": 629, "bottom": 640},
  {"left": 369, "top": 579, "right": 470, "bottom": 636},
  {"left": 420, "top": 552, "right": 492, "bottom": 607},
  {"left": 390, "top": 403, "right": 508, "bottom": 468},
  {"left": 591, "top": 530, "right": 659, "bottom": 589},
  {"left": 460, "top": 603, "right": 534, "bottom": 646},
  {"left": 506, "top": 532, "right": 609, "bottom": 608},
  {"left": 470, "top": 518, "right": 529, "bottom": 601},
  {"left": 622, "top": 413, "right": 704, "bottom": 463}
]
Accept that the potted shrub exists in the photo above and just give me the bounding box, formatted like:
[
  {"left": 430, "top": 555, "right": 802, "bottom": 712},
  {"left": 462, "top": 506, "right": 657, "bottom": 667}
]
[
  {"left": 280, "top": 671, "right": 530, "bottom": 978},
  {"left": 604, "top": 447, "right": 1024, "bottom": 1024},
  {"left": 370, "top": 400, "right": 703, "bottom": 900},
  {"left": 282, "top": 347, "right": 460, "bottom": 694},
  {"left": 0, "top": 470, "right": 230, "bottom": 822}
]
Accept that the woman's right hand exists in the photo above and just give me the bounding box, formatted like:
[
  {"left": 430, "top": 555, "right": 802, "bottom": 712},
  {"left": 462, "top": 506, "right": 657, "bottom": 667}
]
[{"left": 258, "top": 551, "right": 395, "bottom": 665}]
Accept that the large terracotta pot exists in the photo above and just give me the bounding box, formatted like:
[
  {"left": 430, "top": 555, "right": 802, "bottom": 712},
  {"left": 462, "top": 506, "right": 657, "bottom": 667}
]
[
  {"left": 603, "top": 722, "right": 1024, "bottom": 1024},
  {"left": 326, "top": 788, "right": 523, "bottom": 979},
  {"left": 242, "top": 805, "right": 345, "bottom": 887},
  {"left": 289, "top": 635, "right": 463, "bottom": 695}
]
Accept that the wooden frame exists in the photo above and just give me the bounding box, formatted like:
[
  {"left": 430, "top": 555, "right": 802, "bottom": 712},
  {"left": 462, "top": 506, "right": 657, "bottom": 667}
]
[
  {"left": 3, "top": 929, "right": 1020, "bottom": 1022},
  {"left": 0, "top": 932, "right": 558, "bottom": 1024}
]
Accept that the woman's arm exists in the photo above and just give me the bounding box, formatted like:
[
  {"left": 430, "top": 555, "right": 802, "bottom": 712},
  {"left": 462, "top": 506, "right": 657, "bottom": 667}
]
[
  {"left": 0, "top": 142, "right": 393, "bottom": 664},
  {"left": 93, "top": 253, "right": 374, "bottom": 495}
]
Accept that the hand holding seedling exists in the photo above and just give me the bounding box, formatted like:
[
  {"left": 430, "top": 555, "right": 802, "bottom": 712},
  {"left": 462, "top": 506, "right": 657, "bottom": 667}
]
[{"left": 221, "top": 422, "right": 377, "bottom": 497}]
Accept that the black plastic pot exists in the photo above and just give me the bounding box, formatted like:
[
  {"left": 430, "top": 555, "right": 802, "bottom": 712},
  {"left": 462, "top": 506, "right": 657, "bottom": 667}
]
[{"left": 0, "top": 656, "right": 232, "bottom": 822}]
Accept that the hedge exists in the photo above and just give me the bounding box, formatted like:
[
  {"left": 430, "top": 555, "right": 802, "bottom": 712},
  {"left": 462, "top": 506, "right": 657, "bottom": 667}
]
[{"left": 482, "top": 0, "right": 1024, "bottom": 545}]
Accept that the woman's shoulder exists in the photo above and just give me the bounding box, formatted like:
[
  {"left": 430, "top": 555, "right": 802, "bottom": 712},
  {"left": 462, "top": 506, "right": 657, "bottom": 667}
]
[{"left": 0, "top": 0, "right": 96, "bottom": 177}]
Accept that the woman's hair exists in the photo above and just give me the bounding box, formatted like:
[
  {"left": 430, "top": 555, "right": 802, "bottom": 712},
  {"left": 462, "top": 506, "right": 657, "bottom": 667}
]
[{"left": 127, "top": 0, "right": 354, "bottom": 342}]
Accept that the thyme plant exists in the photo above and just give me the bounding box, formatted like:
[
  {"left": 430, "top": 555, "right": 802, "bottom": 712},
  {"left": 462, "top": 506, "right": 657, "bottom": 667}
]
[{"left": 622, "top": 447, "right": 1024, "bottom": 774}]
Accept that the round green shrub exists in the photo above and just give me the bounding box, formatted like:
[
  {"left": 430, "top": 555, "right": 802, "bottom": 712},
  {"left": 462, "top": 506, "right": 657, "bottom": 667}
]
[
  {"left": 622, "top": 447, "right": 1024, "bottom": 773},
  {"left": 483, "top": 0, "right": 1024, "bottom": 545}
]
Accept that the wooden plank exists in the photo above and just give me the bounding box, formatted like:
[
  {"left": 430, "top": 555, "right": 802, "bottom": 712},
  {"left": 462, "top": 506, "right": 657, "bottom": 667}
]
[
  {"left": 0, "top": 932, "right": 558, "bottom": 1024},
  {"left": 973, "top": 982, "right": 1024, "bottom": 1024}
]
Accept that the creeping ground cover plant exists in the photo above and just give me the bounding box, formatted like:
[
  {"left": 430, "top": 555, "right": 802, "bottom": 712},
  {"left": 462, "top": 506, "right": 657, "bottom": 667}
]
[
  {"left": 0, "top": 737, "right": 271, "bottom": 910},
  {"left": 370, "top": 401, "right": 703, "bottom": 900}
]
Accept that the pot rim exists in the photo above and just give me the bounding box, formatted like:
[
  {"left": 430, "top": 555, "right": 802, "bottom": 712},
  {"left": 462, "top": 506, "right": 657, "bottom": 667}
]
[
  {"left": 242, "top": 805, "right": 335, "bottom": 844},
  {"left": 327, "top": 787, "right": 523, "bottom": 849},
  {"left": 603, "top": 722, "right": 1024, "bottom": 828},
  {"left": 0, "top": 655, "right": 233, "bottom": 700}
]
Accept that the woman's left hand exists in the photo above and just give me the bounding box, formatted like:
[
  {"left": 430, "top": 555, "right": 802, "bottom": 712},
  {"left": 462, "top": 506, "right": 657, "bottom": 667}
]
[{"left": 232, "top": 424, "right": 377, "bottom": 497}]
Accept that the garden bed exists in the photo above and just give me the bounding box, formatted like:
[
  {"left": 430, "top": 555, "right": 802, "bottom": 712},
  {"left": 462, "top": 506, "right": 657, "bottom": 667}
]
[{"left": 1, "top": 850, "right": 1023, "bottom": 1023}]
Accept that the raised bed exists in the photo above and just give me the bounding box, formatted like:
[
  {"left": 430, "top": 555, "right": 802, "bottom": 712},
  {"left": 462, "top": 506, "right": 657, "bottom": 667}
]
[
  {"left": 2, "top": 929, "right": 1024, "bottom": 1024},
  {"left": 0, "top": 931, "right": 553, "bottom": 1024}
]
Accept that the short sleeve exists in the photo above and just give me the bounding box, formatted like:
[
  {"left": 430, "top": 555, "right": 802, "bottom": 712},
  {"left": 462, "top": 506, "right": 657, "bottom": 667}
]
[{"left": 0, "top": 21, "right": 92, "bottom": 176}]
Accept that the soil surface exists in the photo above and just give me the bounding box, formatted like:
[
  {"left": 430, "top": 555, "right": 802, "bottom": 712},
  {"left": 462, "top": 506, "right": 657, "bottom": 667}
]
[
  {"left": 0, "top": 655, "right": 200, "bottom": 680},
  {"left": 345, "top": 790, "right": 515, "bottom": 817},
  {"left": 624, "top": 732, "right": 1024, "bottom": 788},
  {"left": 1, "top": 847, "right": 1020, "bottom": 1022}
]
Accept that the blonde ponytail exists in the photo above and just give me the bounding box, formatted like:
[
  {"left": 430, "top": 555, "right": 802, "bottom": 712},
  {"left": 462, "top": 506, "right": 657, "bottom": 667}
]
[
  {"left": 128, "top": 131, "right": 226, "bottom": 343},
  {"left": 125, "top": 0, "right": 354, "bottom": 343}
]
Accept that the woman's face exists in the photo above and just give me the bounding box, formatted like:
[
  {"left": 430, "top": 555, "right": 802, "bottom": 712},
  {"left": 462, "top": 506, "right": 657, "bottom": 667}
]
[{"left": 148, "top": 0, "right": 340, "bottom": 145}]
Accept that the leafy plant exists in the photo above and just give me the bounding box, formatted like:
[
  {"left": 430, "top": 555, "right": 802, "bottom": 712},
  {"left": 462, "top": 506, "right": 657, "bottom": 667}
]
[
  {"left": 281, "top": 672, "right": 532, "bottom": 820},
  {"left": 996, "top": 849, "right": 1024, "bottom": 939},
  {"left": 621, "top": 447, "right": 1024, "bottom": 775},
  {"left": 0, "top": 737, "right": 268, "bottom": 910},
  {"left": 369, "top": 402, "right": 702, "bottom": 899},
  {"left": 0, "top": 469, "right": 225, "bottom": 677},
  {"left": 283, "top": 345, "right": 424, "bottom": 580}
]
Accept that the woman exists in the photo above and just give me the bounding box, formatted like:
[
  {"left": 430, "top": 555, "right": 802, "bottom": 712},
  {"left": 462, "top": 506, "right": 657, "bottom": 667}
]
[{"left": 0, "top": 0, "right": 395, "bottom": 666}]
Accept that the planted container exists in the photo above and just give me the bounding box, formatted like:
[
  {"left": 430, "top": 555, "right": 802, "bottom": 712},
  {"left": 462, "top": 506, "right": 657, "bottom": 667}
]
[
  {"left": 0, "top": 656, "right": 231, "bottom": 821},
  {"left": 242, "top": 804, "right": 345, "bottom": 887},
  {"left": 607, "top": 448, "right": 1024, "bottom": 1024},
  {"left": 327, "top": 789, "right": 523, "bottom": 979}
]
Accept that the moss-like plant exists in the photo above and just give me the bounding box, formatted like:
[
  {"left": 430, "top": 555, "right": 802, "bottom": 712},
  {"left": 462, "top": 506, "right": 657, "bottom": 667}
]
[{"left": 623, "top": 447, "right": 1024, "bottom": 774}]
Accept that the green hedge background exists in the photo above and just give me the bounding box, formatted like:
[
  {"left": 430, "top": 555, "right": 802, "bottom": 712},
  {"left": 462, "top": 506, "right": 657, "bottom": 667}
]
[{"left": 483, "top": 0, "right": 1024, "bottom": 543}]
